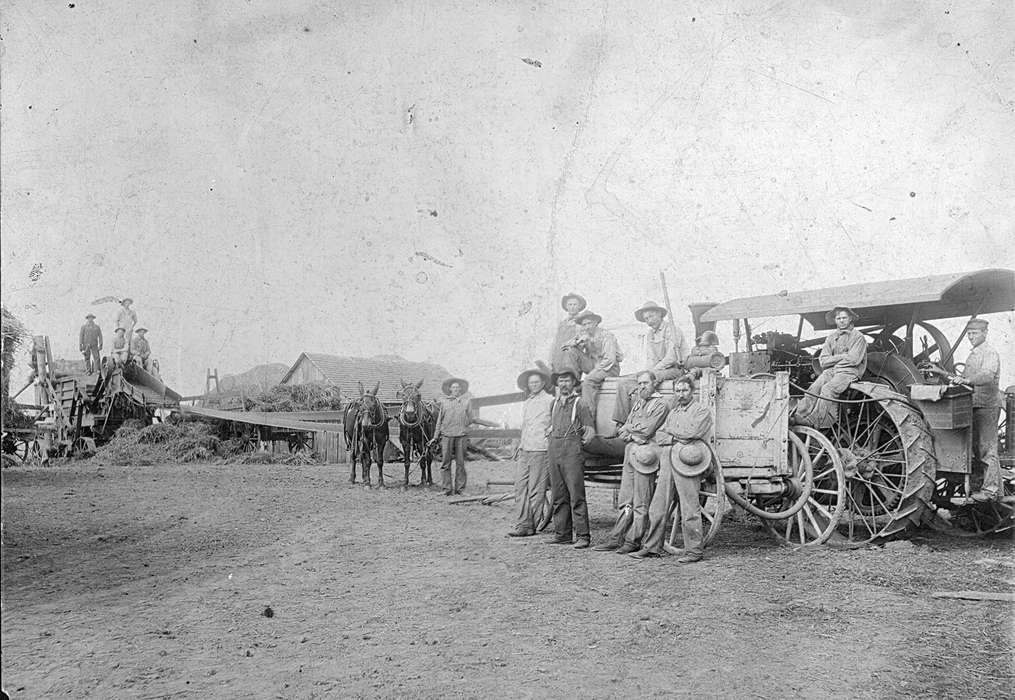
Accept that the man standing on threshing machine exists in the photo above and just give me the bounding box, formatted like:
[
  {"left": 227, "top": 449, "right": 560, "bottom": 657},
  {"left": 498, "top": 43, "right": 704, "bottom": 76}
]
[
  {"left": 115, "top": 297, "right": 137, "bottom": 339},
  {"left": 612, "top": 301, "right": 688, "bottom": 428},
  {"left": 130, "top": 327, "right": 152, "bottom": 371},
  {"left": 561, "top": 310, "right": 623, "bottom": 420},
  {"left": 79, "top": 313, "right": 103, "bottom": 375},
  {"left": 110, "top": 327, "right": 130, "bottom": 367},
  {"left": 592, "top": 370, "right": 670, "bottom": 554},
  {"left": 632, "top": 374, "right": 713, "bottom": 563},
  {"left": 791, "top": 306, "right": 867, "bottom": 429},
  {"left": 544, "top": 369, "right": 595, "bottom": 549},
  {"left": 507, "top": 368, "right": 555, "bottom": 538},
  {"left": 551, "top": 292, "right": 587, "bottom": 376},
  {"left": 930, "top": 319, "right": 1002, "bottom": 502}
]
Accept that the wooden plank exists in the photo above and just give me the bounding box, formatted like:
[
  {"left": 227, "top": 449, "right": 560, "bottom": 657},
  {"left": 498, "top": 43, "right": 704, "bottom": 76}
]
[
  {"left": 471, "top": 391, "right": 526, "bottom": 408},
  {"left": 178, "top": 405, "right": 345, "bottom": 433},
  {"left": 931, "top": 591, "right": 1015, "bottom": 603}
]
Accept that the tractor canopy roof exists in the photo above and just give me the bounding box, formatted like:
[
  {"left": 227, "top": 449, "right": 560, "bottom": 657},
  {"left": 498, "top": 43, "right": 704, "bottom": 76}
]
[{"left": 700, "top": 268, "right": 1015, "bottom": 330}]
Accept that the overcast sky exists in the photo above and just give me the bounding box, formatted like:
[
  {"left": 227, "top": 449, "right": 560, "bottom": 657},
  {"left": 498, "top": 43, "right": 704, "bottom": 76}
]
[{"left": 2, "top": 1, "right": 1013, "bottom": 395}]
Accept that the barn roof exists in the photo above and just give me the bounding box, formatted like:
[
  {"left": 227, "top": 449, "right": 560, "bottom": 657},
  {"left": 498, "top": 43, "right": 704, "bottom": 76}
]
[{"left": 280, "top": 353, "right": 453, "bottom": 402}]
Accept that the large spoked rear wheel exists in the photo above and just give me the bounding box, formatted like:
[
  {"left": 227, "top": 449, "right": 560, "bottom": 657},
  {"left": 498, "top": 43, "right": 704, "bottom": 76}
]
[
  {"left": 763, "top": 426, "right": 846, "bottom": 546},
  {"left": 664, "top": 445, "right": 726, "bottom": 554},
  {"left": 827, "top": 382, "right": 936, "bottom": 544}
]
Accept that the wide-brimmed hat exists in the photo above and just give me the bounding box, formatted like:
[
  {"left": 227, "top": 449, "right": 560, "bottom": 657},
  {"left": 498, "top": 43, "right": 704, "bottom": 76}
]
[
  {"left": 114, "top": 326, "right": 126, "bottom": 333},
  {"left": 85, "top": 313, "right": 96, "bottom": 319},
  {"left": 550, "top": 369, "right": 580, "bottom": 386},
  {"left": 517, "top": 368, "right": 551, "bottom": 393},
  {"left": 441, "top": 377, "right": 469, "bottom": 395},
  {"left": 825, "top": 306, "right": 860, "bottom": 324},
  {"left": 672, "top": 441, "right": 711, "bottom": 477},
  {"left": 560, "top": 292, "right": 587, "bottom": 312},
  {"left": 135, "top": 327, "right": 148, "bottom": 333},
  {"left": 634, "top": 301, "right": 668, "bottom": 322},
  {"left": 631, "top": 444, "right": 660, "bottom": 475},
  {"left": 966, "top": 318, "right": 989, "bottom": 331},
  {"left": 696, "top": 330, "right": 719, "bottom": 346},
  {"left": 573, "top": 310, "right": 602, "bottom": 325},
  {"left": 120, "top": 297, "right": 134, "bottom": 304}
]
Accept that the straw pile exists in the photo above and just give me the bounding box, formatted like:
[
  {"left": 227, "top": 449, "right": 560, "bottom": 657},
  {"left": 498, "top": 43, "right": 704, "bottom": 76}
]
[{"left": 244, "top": 383, "right": 343, "bottom": 412}]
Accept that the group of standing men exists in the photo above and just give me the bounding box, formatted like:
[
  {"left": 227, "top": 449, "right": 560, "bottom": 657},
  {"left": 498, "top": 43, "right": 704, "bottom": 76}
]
[
  {"left": 77, "top": 297, "right": 154, "bottom": 374},
  {"left": 507, "top": 292, "right": 718, "bottom": 562}
]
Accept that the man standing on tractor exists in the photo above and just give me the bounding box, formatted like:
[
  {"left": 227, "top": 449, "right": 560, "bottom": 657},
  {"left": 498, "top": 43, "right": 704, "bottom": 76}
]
[
  {"left": 561, "top": 310, "right": 623, "bottom": 420},
  {"left": 544, "top": 370, "right": 595, "bottom": 549},
  {"left": 551, "top": 292, "right": 586, "bottom": 376},
  {"left": 934, "top": 319, "right": 1002, "bottom": 502},
  {"left": 79, "top": 313, "right": 103, "bottom": 375},
  {"left": 632, "top": 374, "right": 714, "bottom": 563},
  {"left": 115, "top": 297, "right": 137, "bottom": 339},
  {"left": 611, "top": 301, "right": 688, "bottom": 429},
  {"left": 592, "top": 370, "right": 670, "bottom": 554},
  {"left": 792, "top": 306, "right": 867, "bottom": 429}
]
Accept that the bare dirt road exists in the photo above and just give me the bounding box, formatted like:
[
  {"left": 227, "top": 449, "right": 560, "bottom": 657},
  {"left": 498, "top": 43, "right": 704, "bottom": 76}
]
[{"left": 2, "top": 460, "right": 1013, "bottom": 699}]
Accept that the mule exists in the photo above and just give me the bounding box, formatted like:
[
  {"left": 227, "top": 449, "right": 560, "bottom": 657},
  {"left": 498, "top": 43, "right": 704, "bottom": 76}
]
[
  {"left": 396, "top": 378, "right": 438, "bottom": 487},
  {"left": 343, "top": 381, "right": 391, "bottom": 487}
]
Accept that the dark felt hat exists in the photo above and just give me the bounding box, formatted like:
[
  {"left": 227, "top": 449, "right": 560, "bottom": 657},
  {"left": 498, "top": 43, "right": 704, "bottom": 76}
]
[
  {"left": 550, "top": 369, "right": 580, "bottom": 386},
  {"left": 85, "top": 313, "right": 96, "bottom": 319},
  {"left": 560, "top": 293, "right": 587, "bottom": 312},
  {"left": 573, "top": 310, "right": 603, "bottom": 325}
]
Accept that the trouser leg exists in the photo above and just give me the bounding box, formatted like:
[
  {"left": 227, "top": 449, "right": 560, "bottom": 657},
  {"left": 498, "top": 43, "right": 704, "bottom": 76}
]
[
  {"left": 642, "top": 461, "right": 676, "bottom": 553},
  {"left": 973, "top": 407, "right": 1001, "bottom": 493},
  {"left": 611, "top": 375, "right": 638, "bottom": 424},
  {"left": 82, "top": 350, "right": 92, "bottom": 374},
  {"left": 626, "top": 469, "right": 658, "bottom": 547},
  {"left": 515, "top": 451, "right": 548, "bottom": 531},
  {"left": 454, "top": 437, "right": 468, "bottom": 492},
  {"left": 440, "top": 437, "right": 455, "bottom": 491},
  {"left": 561, "top": 440, "right": 589, "bottom": 537},
  {"left": 514, "top": 452, "right": 533, "bottom": 528},
  {"left": 674, "top": 472, "right": 704, "bottom": 556},
  {"left": 604, "top": 453, "right": 636, "bottom": 545},
  {"left": 582, "top": 368, "right": 616, "bottom": 421},
  {"left": 548, "top": 440, "right": 573, "bottom": 538}
]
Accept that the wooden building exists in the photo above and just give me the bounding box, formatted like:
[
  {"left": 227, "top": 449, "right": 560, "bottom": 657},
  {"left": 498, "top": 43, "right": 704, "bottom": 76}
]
[{"left": 280, "top": 353, "right": 452, "bottom": 404}]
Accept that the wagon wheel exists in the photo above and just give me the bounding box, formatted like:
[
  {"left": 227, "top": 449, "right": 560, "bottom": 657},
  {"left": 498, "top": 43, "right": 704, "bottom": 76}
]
[
  {"left": 287, "top": 432, "right": 311, "bottom": 454},
  {"left": 724, "top": 431, "right": 814, "bottom": 520},
  {"left": 2, "top": 433, "right": 30, "bottom": 462},
  {"left": 827, "top": 382, "right": 935, "bottom": 544},
  {"left": 664, "top": 445, "right": 726, "bottom": 554},
  {"left": 763, "top": 427, "right": 846, "bottom": 546},
  {"left": 71, "top": 436, "right": 97, "bottom": 457}
]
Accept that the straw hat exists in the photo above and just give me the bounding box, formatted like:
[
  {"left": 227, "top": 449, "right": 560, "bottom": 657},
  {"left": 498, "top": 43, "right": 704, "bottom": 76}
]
[
  {"left": 573, "top": 310, "right": 602, "bottom": 325},
  {"left": 672, "top": 441, "right": 711, "bottom": 478},
  {"left": 516, "top": 368, "right": 551, "bottom": 393},
  {"left": 441, "top": 377, "right": 469, "bottom": 395},
  {"left": 560, "top": 293, "right": 587, "bottom": 312},
  {"left": 630, "top": 444, "right": 660, "bottom": 475},
  {"left": 634, "top": 301, "right": 668, "bottom": 322}
]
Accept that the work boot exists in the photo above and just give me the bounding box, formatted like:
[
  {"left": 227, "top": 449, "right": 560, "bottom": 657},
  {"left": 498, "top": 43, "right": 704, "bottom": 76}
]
[
  {"left": 677, "top": 553, "right": 703, "bottom": 564},
  {"left": 545, "top": 535, "right": 572, "bottom": 545},
  {"left": 628, "top": 549, "right": 661, "bottom": 559},
  {"left": 573, "top": 536, "right": 591, "bottom": 549},
  {"left": 615, "top": 542, "right": 640, "bottom": 555},
  {"left": 592, "top": 539, "right": 621, "bottom": 552},
  {"left": 507, "top": 529, "right": 535, "bottom": 538}
]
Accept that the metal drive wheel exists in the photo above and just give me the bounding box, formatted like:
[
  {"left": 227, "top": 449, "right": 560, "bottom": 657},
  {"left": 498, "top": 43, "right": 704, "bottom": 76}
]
[
  {"left": 664, "top": 444, "right": 726, "bottom": 553},
  {"left": 828, "top": 382, "right": 936, "bottom": 543},
  {"left": 763, "top": 426, "right": 846, "bottom": 546},
  {"left": 724, "top": 431, "right": 814, "bottom": 520}
]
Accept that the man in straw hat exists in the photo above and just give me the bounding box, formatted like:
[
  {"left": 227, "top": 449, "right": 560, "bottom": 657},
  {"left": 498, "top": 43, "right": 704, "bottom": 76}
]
[
  {"left": 791, "top": 306, "right": 867, "bottom": 429},
  {"left": 592, "top": 370, "right": 670, "bottom": 553},
  {"left": 110, "top": 327, "right": 130, "bottom": 367},
  {"left": 507, "top": 368, "right": 555, "bottom": 537},
  {"left": 611, "top": 301, "right": 689, "bottom": 428},
  {"left": 551, "top": 292, "right": 587, "bottom": 376},
  {"left": 561, "top": 310, "right": 623, "bottom": 420},
  {"left": 130, "top": 327, "right": 152, "bottom": 371},
  {"left": 545, "top": 369, "right": 595, "bottom": 549},
  {"left": 79, "top": 313, "right": 103, "bottom": 374},
  {"left": 115, "top": 297, "right": 137, "bottom": 339},
  {"left": 927, "top": 318, "right": 1002, "bottom": 502},
  {"left": 632, "top": 375, "right": 713, "bottom": 563},
  {"left": 434, "top": 377, "right": 497, "bottom": 496}
]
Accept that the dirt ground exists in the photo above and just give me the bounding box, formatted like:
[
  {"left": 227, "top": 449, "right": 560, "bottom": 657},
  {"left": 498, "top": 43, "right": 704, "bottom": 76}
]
[{"left": 2, "top": 459, "right": 1013, "bottom": 699}]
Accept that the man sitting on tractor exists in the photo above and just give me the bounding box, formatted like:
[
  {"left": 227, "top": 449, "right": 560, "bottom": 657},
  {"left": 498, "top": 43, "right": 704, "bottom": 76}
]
[
  {"left": 611, "top": 301, "right": 687, "bottom": 430},
  {"left": 560, "top": 310, "right": 623, "bottom": 421},
  {"left": 110, "top": 327, "right": 130, "bottom": 367},
  {"left": 130, "top": 327, "right": 152, "bottom": 371},
  {"left": 792, "top": 306, "right": 868, "bottom": 429}
]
